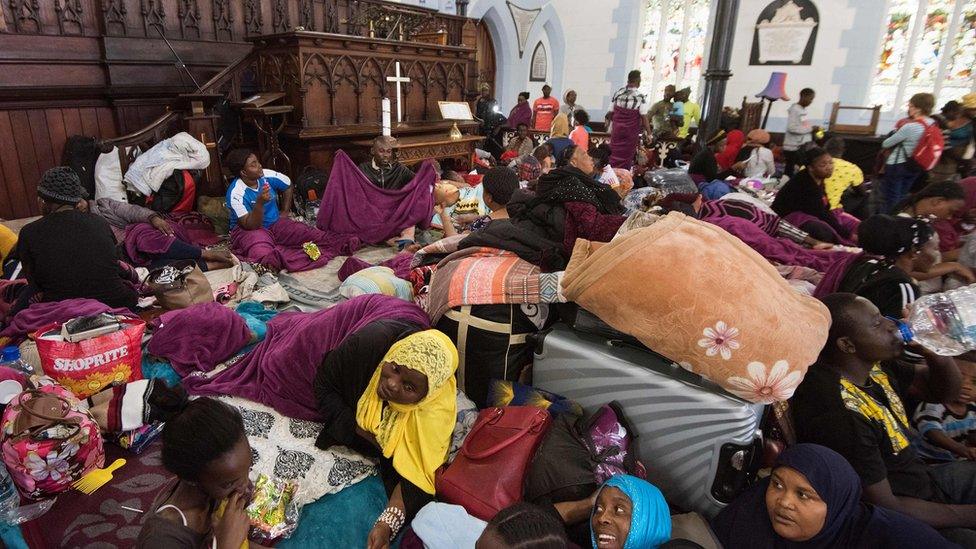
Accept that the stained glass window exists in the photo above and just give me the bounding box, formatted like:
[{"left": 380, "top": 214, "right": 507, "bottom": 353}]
[
  {"left": 637, "top": 0, "right": 711, "bottom": 101},
  {"left": 869, "top": 0, "right": 976, "bottom": 112}
]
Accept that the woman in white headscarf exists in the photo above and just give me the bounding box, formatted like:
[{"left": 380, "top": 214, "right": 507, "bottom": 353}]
[{"left": 560, "top": 89, "right": 584, "bottom": 127}]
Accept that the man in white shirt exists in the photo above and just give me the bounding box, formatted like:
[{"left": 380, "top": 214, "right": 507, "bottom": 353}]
[{"left": 783, "top": 88, "right": 817, "bottom": 177}]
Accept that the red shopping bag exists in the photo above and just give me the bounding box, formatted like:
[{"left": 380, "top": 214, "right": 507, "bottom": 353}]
[{"left": 34, "top": 318, "right": 145, "bottom": 398}]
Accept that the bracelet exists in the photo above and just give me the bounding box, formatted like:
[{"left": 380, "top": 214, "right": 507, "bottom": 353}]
[{"left": 374, "top": 506, "right": 406, "bottom": 540}]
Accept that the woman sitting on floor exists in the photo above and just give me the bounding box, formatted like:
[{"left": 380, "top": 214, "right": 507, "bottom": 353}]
[
  {"left": 814, "top": 215, "right": 942, "bottom": 318},
  {"left": 689, "top": 131, "right": 730, "bottom": 182},
  {"left": 772, "top": 147, "right": 858, "bottom": 245},
  {"left": 710, "top": 443, "right": 954, "bottom": 548},
  {"left": 13, "top": 167, "right": 141, "bottom": 310},
  {"left": 138, "top": 397, "right": 266, "bottom": 548},
  {"left": 225, "top": 149, "right": 361, "bottom": 272},
  {"left": 732, "top": 129, "right": 775, "bottom": 179},
  {"left": 316, "top": 328, "right": 458, "bottom": 548},
  {"left": 895, "top": 181, "right": 975, "bottom": 294},
  {"left": 523, "top": 145, "right": 628, "bottom": 251}
]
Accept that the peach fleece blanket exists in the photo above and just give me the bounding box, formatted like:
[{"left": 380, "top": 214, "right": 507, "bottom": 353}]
[{"left": 561, "top": 212, "right": 830, "bottom": 404}]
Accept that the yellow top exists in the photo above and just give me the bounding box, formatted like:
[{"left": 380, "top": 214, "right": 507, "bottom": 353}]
[
  {"left": 678, "top": 101, "right": 702, "bottom": 138},
  {"left": 0, "top": 224, "right": 16, "bottom": 264},
  {"left": 824, "top": 157, "right": 864, "bottom": 210}
]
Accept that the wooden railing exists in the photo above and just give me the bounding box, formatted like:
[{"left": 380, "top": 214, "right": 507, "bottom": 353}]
[{"left": 500, "top": 128, "right": 612, "bottom": 152}]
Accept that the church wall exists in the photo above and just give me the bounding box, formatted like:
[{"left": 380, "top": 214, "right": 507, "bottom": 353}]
[
  {"left": 468, "top": 0, "right": 644, "bottom": 122},
  {"left": 476, "top": 0, "right": 897, "bottom": 135},
  {"left": 723, "top": 0, "right": 889, "bottom": 134}
]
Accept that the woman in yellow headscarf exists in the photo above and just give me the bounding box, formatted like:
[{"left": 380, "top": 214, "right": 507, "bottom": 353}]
[{"left": 313, "top": 323, "right": 458, "bottom": 549}]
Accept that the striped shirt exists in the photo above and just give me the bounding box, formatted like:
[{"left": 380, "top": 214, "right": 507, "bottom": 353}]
[
  {"left": 914, "top": 402, "right": 976, "bottom": 461},
  {"left": 611, "top": 86, "right": 648, "bottom": 114},
  {"left": 883, "top": 117, "right": 934, "bottom": 165}
]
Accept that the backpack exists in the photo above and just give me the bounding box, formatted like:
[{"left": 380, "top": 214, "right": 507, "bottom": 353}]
[
  {"left": 1, "top": 378, "right": 105, "bottom": 498},
  {"left": 295, "top": 166, "right": 327, "bottom": 205},
  {"left": 61, "top": 135, "right": 102, "bottom": 198},
  {"left": 899, "top": 118, "right": 945, "bottom": 171}
]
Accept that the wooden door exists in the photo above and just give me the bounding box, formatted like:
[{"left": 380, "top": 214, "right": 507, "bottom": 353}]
[{"left": 475, "top": 21, "right": 496, "bottom": 96}]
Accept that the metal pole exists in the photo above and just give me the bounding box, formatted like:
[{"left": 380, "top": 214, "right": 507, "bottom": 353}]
[{"left": 698, "top": 0, "right": 739, "bottom": 144}]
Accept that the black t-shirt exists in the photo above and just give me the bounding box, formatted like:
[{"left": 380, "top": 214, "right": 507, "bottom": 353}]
[
  {"left": 839, "top": 257, "right": 919, "bottom": 319},
  {"left": 16, "top": 209, "right": 138, "bottom": 310},
  {"left": 771, "top": 169, "right": 847, "bottom": 237},
  {"left": 790, "top": 362, "right": 943, "bottom": 502}
]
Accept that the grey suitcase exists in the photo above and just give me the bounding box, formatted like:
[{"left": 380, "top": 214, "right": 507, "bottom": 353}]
[{"left": 533, "top": 323, "right": 764, "bottom": 518}]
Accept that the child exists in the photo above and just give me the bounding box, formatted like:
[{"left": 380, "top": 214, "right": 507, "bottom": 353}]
[
  {"left": 431, "top": 174, "right": 473, "bottom": 238},
  {"left": 468, "top": 166, "right": 521, "bottom": 233},
  {"left": 914, "top": 359, "right": 976, "bottom": 462},
  {"left": 137, "top": 397, "right": 259, "bottom": 549},
  {"left": 569, "top": 110, "right": 591, "bottom": 152}
]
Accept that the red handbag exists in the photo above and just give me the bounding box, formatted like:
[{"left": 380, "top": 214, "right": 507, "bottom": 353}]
[{"left": 436, "top": 406, "right": 552, "bottom": 520}]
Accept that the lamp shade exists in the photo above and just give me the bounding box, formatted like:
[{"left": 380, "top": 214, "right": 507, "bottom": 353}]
[{"left": 756, "top": 72, "right": 790, "bottom": 101}]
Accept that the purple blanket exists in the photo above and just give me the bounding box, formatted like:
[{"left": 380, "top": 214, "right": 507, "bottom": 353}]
[
  {"left": 706, "top": 215, "right": 851, "bottom": 273},
  {"left": 183, "top": 294, "right": 430, "bottom": 421},
  {"left": 338, "top": 252, "right": 415, "bottom": 282},
  {"left": 146, "top": 302, "right": 252, "bottom": 377},
  {"left": 231, "top": 217, "right": 361, "bottom": 272},
  {"left": 316, "top": 150, "right": 436, "bottom": 245},
  {"left": 0, "top": 299, "right": 135, "bottom": 344},
  {"left": 123, "top": 222, "right": 197, "bottom": 267}
]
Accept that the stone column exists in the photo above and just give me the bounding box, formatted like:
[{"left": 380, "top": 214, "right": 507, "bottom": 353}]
[{"left": 698, "top": 0, "right": 740, "bottom": 144}]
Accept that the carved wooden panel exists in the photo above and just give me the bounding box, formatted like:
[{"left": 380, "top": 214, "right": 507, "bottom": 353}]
[
  {"left": 8, "top": 0, "right": 41, "bottom": 33},
  {"left": 140, "top": 0, "right": 166, "bottom": 37},
  {"left": 242, "top": 0, "right": 263, "bottom": 36},
  {"left": 212, "top": 0, "right": 233, "bottom": 41},
  {"left": 179, "top": 0, "right": 201, "bottom": 39},
  {"left": 298, "top": 0, "right": 313, "bottom": 30},
  {"left": 322, "top": 0, "right": 338, "bottom": 33},
  {"left": 103, "top": 0, "right": 128, "bottom": 35},
  {"left": 55, "top": 0, "right": 84, "bottom": 35},
  {"left": 272, "top": 0, "right": 289, "bottom": 32}
]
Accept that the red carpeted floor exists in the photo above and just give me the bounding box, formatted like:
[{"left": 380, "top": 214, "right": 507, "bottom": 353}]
[{"left": 22, "top": 440, "right": 172, "bottom": 548}]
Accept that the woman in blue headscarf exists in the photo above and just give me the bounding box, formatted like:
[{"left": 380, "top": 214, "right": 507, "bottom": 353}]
[
  {"left": 710, "top": 444, "right": 955, "bottom": 548},
  {"left": 591, "top": 475, "right": 671, "bottom": 549}
]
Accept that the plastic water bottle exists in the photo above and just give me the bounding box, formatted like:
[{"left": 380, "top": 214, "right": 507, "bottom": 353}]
[
  {"left": 902, "top": 285, "right": 976, "bottom": 356},
  {"left": 305, "top": 190, "right": 320, "bottom": 225},
  {"left": 0, "top": 463, "right": 18, "bottom": 517},
  {"left": 0, "top": 348, "right": 32, "bottom": 376}
]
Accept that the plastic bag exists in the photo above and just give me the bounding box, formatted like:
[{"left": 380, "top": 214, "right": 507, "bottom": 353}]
[
  {"left": 645, "top": 168, "right": 697, "bottom": 195},
  {"left": 246, "top": 474, "right": 301, "bottom": 543},
  {"left": 35, "top": 318, "right": 145, "bottom": 398}
]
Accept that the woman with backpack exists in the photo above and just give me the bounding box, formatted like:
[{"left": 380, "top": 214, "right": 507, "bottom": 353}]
[{"left": 879, "top": 93, "right": 940, "bottom": 214}]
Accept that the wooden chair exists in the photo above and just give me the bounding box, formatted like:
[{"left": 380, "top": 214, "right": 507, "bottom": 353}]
[
  {"left": 740, "top": 96, "right": 764, "bottom": 133},
  {"left": 829, "top": 102, "right": 881, "bottom": 136}
]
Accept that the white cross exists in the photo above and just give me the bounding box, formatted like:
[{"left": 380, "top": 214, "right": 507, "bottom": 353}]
[{"left": 386, "top": 61, "right": 411, "bottom": 124}]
